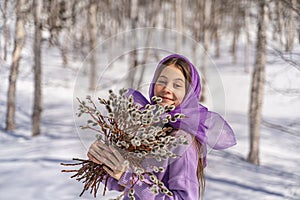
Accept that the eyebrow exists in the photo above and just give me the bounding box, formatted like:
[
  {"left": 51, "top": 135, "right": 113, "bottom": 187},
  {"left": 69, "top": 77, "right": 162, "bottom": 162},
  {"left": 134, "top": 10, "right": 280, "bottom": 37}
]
[
  {"left": 158, "top": 75, "right": 185, "bottom": 83},
  {"left": 174, "top": 78, "right": 185, "bottom": 83}
]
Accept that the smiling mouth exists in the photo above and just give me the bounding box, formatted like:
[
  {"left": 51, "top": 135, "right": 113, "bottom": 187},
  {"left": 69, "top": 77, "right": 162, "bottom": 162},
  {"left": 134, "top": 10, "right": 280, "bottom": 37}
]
[{"left": 161, "top": 96, "right": 174, "bottom": 101}]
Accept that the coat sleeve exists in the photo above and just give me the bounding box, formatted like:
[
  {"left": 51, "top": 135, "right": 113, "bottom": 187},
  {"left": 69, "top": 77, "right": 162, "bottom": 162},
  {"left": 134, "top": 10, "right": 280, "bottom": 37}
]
[
  {"left": 105, "top": 176, "right": 124, "bottom": 192},
  {"left": 118, "top": 143, "right": 199, "bottom": 200}
]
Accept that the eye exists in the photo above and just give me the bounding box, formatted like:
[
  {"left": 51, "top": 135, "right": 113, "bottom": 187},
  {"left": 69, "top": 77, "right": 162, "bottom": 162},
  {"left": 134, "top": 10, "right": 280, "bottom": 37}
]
[
  {"left": 157, "top": 79, "right": 167, "bottom": 86},
  {"left": 174, "top": 83, "right": 183, "bottom": 89}
]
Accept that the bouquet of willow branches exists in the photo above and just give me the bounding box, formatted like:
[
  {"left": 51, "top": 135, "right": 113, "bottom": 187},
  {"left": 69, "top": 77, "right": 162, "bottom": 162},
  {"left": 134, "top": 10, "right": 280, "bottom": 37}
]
[{"left": 61, "top": 89, "right": 188, "bottom": 199}]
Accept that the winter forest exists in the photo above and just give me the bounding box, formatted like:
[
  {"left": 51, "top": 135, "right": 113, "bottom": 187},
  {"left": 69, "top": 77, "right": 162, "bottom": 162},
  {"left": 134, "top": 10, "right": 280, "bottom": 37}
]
[{"left": 0, "top": 0, "right": 300, "bottom": 199}]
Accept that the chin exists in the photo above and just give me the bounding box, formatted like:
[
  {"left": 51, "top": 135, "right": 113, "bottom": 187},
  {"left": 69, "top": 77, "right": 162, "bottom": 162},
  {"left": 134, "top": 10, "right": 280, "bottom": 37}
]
[{"left": 160, "top": 102, "right": 175, "bottom": 107}]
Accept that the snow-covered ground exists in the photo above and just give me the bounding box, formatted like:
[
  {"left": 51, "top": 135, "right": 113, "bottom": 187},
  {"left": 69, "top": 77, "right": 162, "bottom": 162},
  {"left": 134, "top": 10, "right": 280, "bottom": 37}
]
[{"left": 1, "top": 32, "right": 300, "bottom": 200}]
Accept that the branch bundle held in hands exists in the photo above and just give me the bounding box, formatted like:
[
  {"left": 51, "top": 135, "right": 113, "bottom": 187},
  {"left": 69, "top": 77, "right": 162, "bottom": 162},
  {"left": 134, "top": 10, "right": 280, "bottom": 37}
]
[{"left": 61, "top": 89, "right": 189, "bottom": 199}]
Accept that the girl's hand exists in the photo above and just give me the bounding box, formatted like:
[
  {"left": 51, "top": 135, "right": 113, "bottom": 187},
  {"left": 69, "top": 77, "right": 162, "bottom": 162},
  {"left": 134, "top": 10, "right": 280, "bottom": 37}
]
[{"left": 87, "top": 141, "right": 128, "bottom": 181}]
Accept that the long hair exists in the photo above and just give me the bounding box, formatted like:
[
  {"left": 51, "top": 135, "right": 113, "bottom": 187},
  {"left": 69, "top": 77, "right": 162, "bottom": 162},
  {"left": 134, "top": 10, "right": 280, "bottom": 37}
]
[{"left": 154, "top": 57, "right": 206, "bottom": 198}]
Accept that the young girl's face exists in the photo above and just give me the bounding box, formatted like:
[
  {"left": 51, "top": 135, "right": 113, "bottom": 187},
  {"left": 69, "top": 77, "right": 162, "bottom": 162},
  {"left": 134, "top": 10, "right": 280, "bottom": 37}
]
[{"left": 154, "top": 64, "right": 186, "bottom": 107}]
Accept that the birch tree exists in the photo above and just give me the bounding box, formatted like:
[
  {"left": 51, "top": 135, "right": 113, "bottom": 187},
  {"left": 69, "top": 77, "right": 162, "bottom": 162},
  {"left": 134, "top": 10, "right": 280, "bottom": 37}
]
[
  {"left": 5, "top": 0, "right": 26, "bottom": 131},
  {"left": 175, "top": 0, "right": 183, "bottom": 52},
  {"left": 2, "top": 0, "right": 10, "bottom": 61},
  {"left": 212, "top": 0, "right": 221, "bottom": 58},
  {"left": 88, "top": 0, "right": 98, "bottom": 91},
  {"left": 248, "top": 0, "right": 268, "bottom": 165},
  {"left": 275, "top": 0, "right": 284, "bottom": 47},
  {"left": 230, "top": 0, "right": 239, "bottom": 64},
  {"left": 137, "top": 0, "right": 160, "bottom": 88},
  {"left": 200, "top": 0, "right": 211, "bottom": 103},
  {"left": 126, "top": 0, "right": 138, "bottom": 88},
  {"left": 285, "top": 0, "right": 296, "bottom": 52},
  {"left": 244, "top": 0, "right": 251, "bottom": 73},
  {"left": 48, "top": 0, "right": 59, "bottom": 46},
  {"left": 32, "top": 0, "right": 43, "bottom": 136}
]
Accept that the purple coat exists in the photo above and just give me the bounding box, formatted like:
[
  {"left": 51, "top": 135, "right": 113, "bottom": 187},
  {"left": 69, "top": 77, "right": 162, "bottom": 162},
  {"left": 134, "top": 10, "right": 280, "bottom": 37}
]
[
  {"left": 107, "top": 130, "right": 199, "bottom": 199},
  {"left": 105, "top": 54, "right": 236, "bottom": 199}
]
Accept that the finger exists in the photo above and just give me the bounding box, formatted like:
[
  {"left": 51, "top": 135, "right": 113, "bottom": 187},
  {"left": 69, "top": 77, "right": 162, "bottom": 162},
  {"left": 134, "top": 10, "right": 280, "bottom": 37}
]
[
  {"left": 104, "top": 165, "right": 125, "bottom": 181},
  {"left": 89, "top": 147, "right": 113, "bottom": 167},
  {"left": 90, "top": 141, "right": 108, "bottom": 153},
  {"left": 103, "top": 166, "right": 115, "bottom": 178},
  {"left": 94, "top": 153, "right": 115, "bottom": 170},
  {"left": 94, "top": 146, "right": 119, "bottom": 165},
  {"left": 89, "top": 141, "right": 120, "bottom": 169},
  {"left": 88, "top": 150, "right": 101, "bottom": 164},
  {"left": 109, "top": 145, "right": 125, "bottom": 163},
  {"left": 89, "top": 142, "right": 110, "bottom": 159},
  {"left": 96, "top": 141, "right": 110, "bottom": 152},
  {"left": 105, "top": 152, "right": 120, "bottom": 167},
  {"left": 90, "top": 141, "right": 125, "bottom": 169},
  {"left": 87, "top": 151, "right": 94, "bottom": 160},
  {"left": 96, "top": 143, "right": 123, "bottom": 165},
  {"left": 87, "top": 152, "right": 102, "bottom": 165}
]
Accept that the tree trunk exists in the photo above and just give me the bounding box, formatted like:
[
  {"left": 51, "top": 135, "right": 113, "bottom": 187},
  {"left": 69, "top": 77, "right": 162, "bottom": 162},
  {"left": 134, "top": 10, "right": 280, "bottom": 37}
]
[
  {"left": 200, "top": 0, "right": 211, "bottom": 103},
  {"left": 3, "top": 0, "right": 10, "bottom": 61},
  {"left": 32, "top": 0, "right": 43, "bottom": 136},
  {"left": 298, "top": 2, "right": 300, "bottom": 45},
  {"left": 88, "top": 0, "right": 98, "bottom": 90},
  {"left": 137, "top": 0, "right": 160, "bottom": 88},
  {"left": 48, "top": 0, "right": 59, "bottom": 46},
  {"left": 299, "top": 19, "right": 300, "bottom": 44},
  {"left": 248, "top": 0, "right": 268, "bottom": 165},
  {"left": 71, "top": 0, "right": 79, "bottom": 61},
  {"left": 162, "top": 1, "right": 169, "bottom": 43},
  {"left": 212, "top": 0, "right": 220, "bottom": 58},
  {"left": 285, "top": 0, "right": 296, "bottom": 52},
  {"left": 5, "top": 0, "right": 26, "bottom": 131},
  {"left": 231, "top": 0, "right": 239, "bottom": 64},
  {"left": 126, "top": 0, "right": 138, "bottom": 88},
  {"left": 175, "top": 0, "right": 183, "bottom": 52},
  {"left": 275, "top": 1, "right": 284, "bottom": 48},
  {"left": 80, "top": 25, "right": 88, "bottom": 71},
  {"left": 192, "top": 0, "right": 201, "bottom": 65},
  {"left": 244, "top": 0, "right": 250, "bottom": 73},
  {"left": 60, "top": 33, "right": 68, "bottom": 66},
  {"left": 108, "top": 19, "right": 115, "bottom": 68}
]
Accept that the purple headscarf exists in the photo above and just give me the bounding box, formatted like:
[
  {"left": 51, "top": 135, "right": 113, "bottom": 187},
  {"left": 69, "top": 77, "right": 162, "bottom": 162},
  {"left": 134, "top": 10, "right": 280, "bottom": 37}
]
[{"left": 127, "top": 54, "right": 236, "bottom": 166}]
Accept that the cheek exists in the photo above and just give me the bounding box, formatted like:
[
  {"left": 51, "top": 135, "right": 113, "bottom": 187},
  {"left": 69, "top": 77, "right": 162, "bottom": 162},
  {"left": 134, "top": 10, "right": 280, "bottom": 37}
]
[
  {"left": 154, "top": 84, "right": 161, "bottom": 96},
  {"left": 176, "top": 90, "right": 186, "bottom": 103}
]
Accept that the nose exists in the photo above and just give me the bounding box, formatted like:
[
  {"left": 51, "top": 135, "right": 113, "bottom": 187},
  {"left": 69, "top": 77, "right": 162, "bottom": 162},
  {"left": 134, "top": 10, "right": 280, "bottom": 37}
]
[{"left": 162, "top": 83, "right": 173, "bottom": 94}]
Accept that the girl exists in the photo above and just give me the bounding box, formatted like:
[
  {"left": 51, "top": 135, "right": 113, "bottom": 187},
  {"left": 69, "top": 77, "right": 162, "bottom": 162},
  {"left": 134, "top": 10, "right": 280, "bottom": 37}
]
[{"left": 88, "top": 54, "right": 236, "bottom": 199}]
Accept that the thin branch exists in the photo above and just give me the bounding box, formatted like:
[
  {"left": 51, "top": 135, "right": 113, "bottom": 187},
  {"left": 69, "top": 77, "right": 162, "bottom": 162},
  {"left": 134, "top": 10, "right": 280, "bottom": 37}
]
[
  {"left": 265, "top": 80, "right": 300, "bottom": 96},
  {"left": 269, "top": 48, "right": 300, "bottom": 71},
  {"left": 262, "top": 119, "right": 300, "bottom": 137},
  {"left": 279, "top": 0, "right": 300, "bottom": 16}
]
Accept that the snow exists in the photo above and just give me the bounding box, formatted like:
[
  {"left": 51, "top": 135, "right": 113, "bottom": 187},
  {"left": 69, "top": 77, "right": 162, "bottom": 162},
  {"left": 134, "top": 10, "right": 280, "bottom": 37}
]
[{"left": 1, "top": 30, "right": 300, "bottom": 200}]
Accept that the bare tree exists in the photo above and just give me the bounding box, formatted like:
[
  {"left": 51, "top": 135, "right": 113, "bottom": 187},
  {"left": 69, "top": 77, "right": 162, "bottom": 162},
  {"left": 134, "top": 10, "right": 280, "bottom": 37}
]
[
  {"left": 2, "top": 0, "right": 10, "bottom": 61},
  {"left": 230, "top": 0, "right": 241, "bottom": 64},
  {"left": 88, "top": 0, "right": 98, "bottom": 90},
  {"left": 32, "top": 0, "right": 43, "bottom": 136},
  {"left": 298, "top": 4, "right": 300, "bottom": 45},
  {"left": 48, "top": 0, "right": 60, "bottom": 46},
  {"left": 248, "top": 0, "right": 269, "bottom": 165},
  {"left": 244, "top": 0, "right": 251, "bottom": 73},
  {"left": 58, "top": 1, "right": 71, "bottom": 66},
  {"left": 200, "top": 0, "right": 211, "bottom": 103},
  {"left": 162, "top": 1, "right": 173, "bottom": 43},
  {"left": 285, "top": 0, "right": 296, "bottom": 51},
  {"left": 175, "top": 0, "right": 183, "bottom": 52},
  {"left": 5, "top": 0, "right": 26, "bottom": 131},
  {"left": 275, "top": 0, "right": 284, "bottom": 47},
  {"left": 212, "top": 0, "right": 221, "bottom": 58},
  {"left": 126, "top": 0, "right": 138, "bottom": 88},
  {"left": 191, "top": 0, "right": 202, "bottom": 65},
  {"left": 137, "top": 0, "right": 160, "bottom": 88}
]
